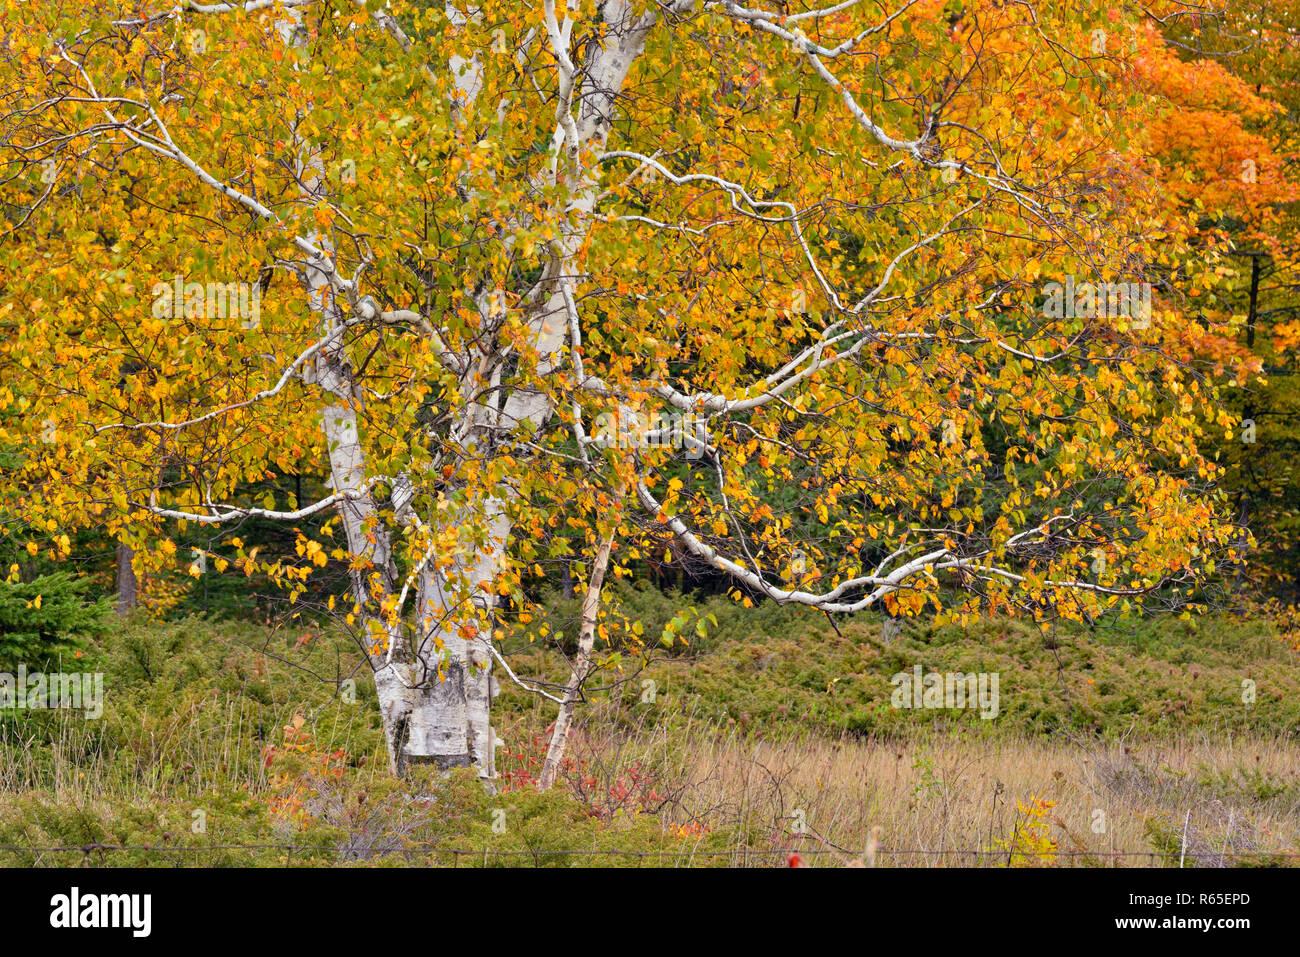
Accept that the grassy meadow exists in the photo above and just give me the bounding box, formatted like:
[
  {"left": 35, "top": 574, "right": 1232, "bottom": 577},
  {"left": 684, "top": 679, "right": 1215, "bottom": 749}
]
[{"left": 3, "top": 584, "right": 1299, "bottom": 867}]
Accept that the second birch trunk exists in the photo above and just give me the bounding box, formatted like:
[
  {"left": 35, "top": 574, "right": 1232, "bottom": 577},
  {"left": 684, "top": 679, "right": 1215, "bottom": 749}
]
[{"left": 538, "top": 532, "right": 614, "bottom": 790}]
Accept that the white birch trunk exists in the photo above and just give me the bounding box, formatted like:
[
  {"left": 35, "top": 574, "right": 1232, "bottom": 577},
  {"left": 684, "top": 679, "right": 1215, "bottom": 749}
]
[
  {"left": 403, "top": 502, "right": 509, "bottom": 773},
  {"left": 277, "top": 8, "right": 412, "bottom": 773},
  {"left": 538, "top": 532, "right": 614, "bottom": 790},
  {"left": 270, "top": 1, "right": 674, "bottom": 778},
  {"left": 394, "top": 1, "right": 666, "bottom": 776}
]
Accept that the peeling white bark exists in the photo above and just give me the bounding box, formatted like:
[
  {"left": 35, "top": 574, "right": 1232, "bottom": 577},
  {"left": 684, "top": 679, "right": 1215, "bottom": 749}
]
[
  {"left": 277, "top": 6, "right": 411, "bottom": 773},
  {"left": 404, "top": 501, "right": 510, "bottom": 773},
  {"left": 538, "top": 531, "right": 614, "bottom": 791},
  {"left": 395, "top": 0, "right": 677, "bottom": 775}
]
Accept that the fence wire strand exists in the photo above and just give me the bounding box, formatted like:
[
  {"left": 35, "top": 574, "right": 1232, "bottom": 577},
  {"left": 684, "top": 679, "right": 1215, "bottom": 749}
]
[{"left": 3, "top": 843, "right": 1298, "bottom": 865}]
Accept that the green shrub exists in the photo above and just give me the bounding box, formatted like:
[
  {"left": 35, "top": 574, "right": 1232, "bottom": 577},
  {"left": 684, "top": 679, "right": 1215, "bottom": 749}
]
[{"left": 0, "top": 572, "right": 110, "bottom": 670}]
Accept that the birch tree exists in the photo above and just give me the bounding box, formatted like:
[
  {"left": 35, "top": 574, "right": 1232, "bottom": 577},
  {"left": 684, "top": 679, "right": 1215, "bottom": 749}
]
[{"left": 1, "top": 0, "right": 1241, "bottom": 776}]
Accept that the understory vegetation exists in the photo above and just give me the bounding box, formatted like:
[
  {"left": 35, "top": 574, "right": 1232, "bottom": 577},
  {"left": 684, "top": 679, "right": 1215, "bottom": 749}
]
[{"left": 3, "top": 584, "right": 1298, "bottom": 867}]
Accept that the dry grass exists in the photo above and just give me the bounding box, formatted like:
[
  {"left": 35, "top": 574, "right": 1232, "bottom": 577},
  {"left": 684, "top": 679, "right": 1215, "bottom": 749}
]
[
  {"left": 7, "top": 610, "right": 1300, "bottom": 867},
  {"left": 549, "top": 716, "right": 1300, "bottom": 866},
  {"left": 7, "top": 699, "right": 1299, "bottom": 865}
]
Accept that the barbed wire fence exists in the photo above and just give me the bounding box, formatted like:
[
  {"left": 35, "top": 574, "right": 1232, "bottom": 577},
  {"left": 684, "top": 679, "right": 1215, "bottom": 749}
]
[{"left": 3, "top": 843, "right": 1298, "bottom": 867}]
